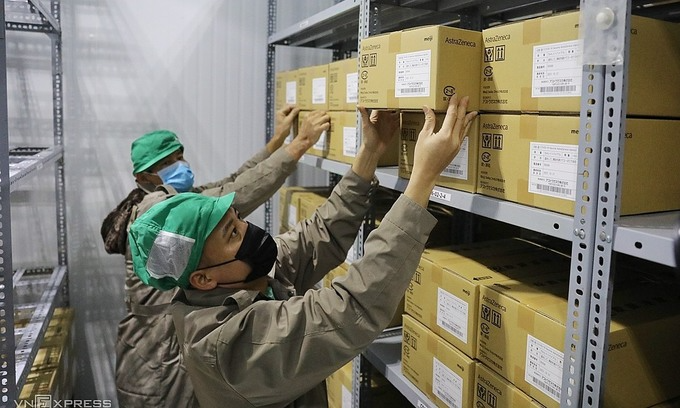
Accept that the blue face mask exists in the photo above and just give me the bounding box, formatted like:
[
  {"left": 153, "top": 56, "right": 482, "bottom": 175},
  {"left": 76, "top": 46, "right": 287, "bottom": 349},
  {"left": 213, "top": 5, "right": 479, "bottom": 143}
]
[{"left": 157, "top": 161, "right": 195, "bottom": 192}]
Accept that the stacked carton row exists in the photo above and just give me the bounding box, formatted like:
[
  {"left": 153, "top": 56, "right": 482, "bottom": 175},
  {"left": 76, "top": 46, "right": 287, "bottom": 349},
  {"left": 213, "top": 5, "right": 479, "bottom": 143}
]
[
  {"left": 277, "top": 10, "right": 680, "bottom": 217},
  {"left": 400, "top": 239, "right": 680, "bottom": 408},
  {"left": 18, "top": 307, "right": 76, "bottom": 402}
]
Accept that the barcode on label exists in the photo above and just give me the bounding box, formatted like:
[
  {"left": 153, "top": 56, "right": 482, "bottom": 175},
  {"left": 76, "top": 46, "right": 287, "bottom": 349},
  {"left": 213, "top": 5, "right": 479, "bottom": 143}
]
[
  {"left": 535, "top": 184, "right": 573, "bottom": 196},
  {"left": 442, "top": 168, "right": 464, "bottom": 176},
  {"left": 532, "top": 376, "right": 561, "bottom": 400},
  {"left": 435, "top": 389, "right": 458, "bottom": 408},
  {"left": 401, "top": 87, "right": 427, "bottom": 94},
  {"left": 539, "top": 85, "right": 577, "bottom": 93},
  {"left": 440, "top": 320, "right": 464, "bottom": 338}
]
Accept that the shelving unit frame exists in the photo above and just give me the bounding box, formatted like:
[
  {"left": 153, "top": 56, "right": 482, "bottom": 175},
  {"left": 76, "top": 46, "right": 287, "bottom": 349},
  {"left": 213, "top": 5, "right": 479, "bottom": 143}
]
[
  {"left": 265, "top": 1, "right": 680, "bottom": 407},
  {"left": 0, "top": 0, "right": 67, "bottom": 403}
]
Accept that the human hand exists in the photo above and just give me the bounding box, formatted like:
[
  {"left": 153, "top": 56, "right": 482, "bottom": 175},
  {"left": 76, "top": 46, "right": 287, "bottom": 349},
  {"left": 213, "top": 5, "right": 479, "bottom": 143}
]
[
  {"left": 404, "top": 95, "right": 477, "bottom": 207},
  {"left": 268, "top": 105, "right": 301, "bottom": 152},
  {"left": 285, "top": 110, "right": 330, "bottom": 159},
  {"left": 358, "top": 107, "right": 400, "bottom": 158}
]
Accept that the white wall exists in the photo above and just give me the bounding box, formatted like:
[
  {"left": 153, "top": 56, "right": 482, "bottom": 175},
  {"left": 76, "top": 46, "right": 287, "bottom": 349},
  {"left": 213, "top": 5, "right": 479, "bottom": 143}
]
[{"left": 7, "top": 0, "right": 334, "bottom": 403}]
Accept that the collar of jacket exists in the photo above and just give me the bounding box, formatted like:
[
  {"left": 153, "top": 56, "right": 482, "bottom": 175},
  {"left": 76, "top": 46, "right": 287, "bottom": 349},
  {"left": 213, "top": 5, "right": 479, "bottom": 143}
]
[{"left": 179, "top": 279, "right": 294, "bottom": 309}]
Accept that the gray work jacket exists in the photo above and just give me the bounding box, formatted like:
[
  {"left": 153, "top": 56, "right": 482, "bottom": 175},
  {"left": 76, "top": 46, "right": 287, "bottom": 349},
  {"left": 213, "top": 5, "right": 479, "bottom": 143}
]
[
  {"left": 172, "top": 171, "right": 437, "bottom": 408},
  {"left": 115, "top": 147, "right": 298, "bottom": 407}
]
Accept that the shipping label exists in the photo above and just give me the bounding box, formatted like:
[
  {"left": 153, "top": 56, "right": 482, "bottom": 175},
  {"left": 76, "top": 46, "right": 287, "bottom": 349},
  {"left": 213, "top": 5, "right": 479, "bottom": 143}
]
[
  {"left": 529, "top": 142, "right": 578, "bottom": 200},
  {"left": 532, "top": 40, "right": 582, "bottom": 98},
  {"left": 312, "top": 77, "right": 327, "bottom": 104},
  {"left": 525, "top": 334, "right": 563, "bottom": 403},
  {"left": 346, "top": 72, "right": 358, "bottom": 103},
  {"left": 437, "top": 287, "right": 469, "bottom": 343},
  {"left": 343, "top": 126, "right": 357, "bottom": 157},
  {"left": 395, "top": 50, "right": 431, "bottom": 98},
  {"left": 440, "top": 136, "right": 469, "bottom": 180},
  {"left": 433, "top": 357, "right": 463, "bottom": 408},
  {"left": 285, "top": 81, "right": 297, "bottom": 104}
]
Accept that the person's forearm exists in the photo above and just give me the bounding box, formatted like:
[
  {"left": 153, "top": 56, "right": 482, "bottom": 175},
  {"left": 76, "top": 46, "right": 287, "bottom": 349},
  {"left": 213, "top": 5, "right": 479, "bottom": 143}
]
[
  {"left": 284, "top": 138, "right": 310, "bottom": 160},
  {"left": 403, "top": 173, "right": 436, "bottom": 208},
  {"left": 350, "top": 144, "right": 381, "bottom": 182},
  {"left": 266, "top": 135, "right": 285, "bottom": 154}
]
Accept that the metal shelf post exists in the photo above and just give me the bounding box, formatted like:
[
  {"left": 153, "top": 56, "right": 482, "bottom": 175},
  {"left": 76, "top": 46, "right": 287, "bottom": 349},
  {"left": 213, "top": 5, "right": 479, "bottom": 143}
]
[
  {"left": 0, "top": 2, "right": 16, "bottom": 404},
  {"left": 581, "top": 1, "right": 631, "bottom": 405}
]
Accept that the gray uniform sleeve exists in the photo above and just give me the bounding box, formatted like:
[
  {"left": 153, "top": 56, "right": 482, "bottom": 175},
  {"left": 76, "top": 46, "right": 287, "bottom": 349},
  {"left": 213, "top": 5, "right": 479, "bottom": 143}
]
[
  {"left": 196, "top": 148, "right": 297, "bottom": 217},
  {"left": 211, "top": 195, "right": 437, "bottom": 406},
  {"left": 194, "top": 147, "right": 271, "bottom": 191},
  {"left": 275, "top": 169, "right": 375, "bottom": 292}
]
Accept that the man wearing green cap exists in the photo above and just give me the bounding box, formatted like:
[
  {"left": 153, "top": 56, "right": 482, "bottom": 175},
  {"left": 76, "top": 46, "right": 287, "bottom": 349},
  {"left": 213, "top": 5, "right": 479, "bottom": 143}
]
[
  {"left": 128, "top": 95, "right": 477, "bottom": 407},
  {"left": 102, "top": 106, "right": 331, "bottom": 407}
]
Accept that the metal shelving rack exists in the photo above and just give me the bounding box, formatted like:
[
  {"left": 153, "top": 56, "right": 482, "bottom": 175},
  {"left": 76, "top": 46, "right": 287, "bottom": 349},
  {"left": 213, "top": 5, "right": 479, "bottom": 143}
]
[
  {"left": 0, "top": 0, "right": 66, "bottom": 404},
  {"left": 266, "top": 1, "right": 680, "bottom": 407}
]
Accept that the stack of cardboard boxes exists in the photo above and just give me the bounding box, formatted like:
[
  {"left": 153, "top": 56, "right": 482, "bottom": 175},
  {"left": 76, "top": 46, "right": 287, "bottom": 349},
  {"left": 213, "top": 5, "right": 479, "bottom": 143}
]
[
  {"left": 401, "top": 238, "right": 571, "bottom": 407},
  {"left": 275, "top": 10, "right": 680, "bottom": 408},
  {"left": 477, "top": 11, "right": 680, "bottom": 216},
  {"left": 18, "top": 307, "right": 76, "bottom": 402}
]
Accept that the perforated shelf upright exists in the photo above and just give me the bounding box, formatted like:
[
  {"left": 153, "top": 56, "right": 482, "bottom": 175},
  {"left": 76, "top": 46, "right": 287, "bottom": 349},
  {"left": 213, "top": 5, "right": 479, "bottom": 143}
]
[
  {"left": 0, "top": 0, "right": 67, "bottom": 404},
  {"left": 266, "top": 1, "right": 680, "bottom": 407}
]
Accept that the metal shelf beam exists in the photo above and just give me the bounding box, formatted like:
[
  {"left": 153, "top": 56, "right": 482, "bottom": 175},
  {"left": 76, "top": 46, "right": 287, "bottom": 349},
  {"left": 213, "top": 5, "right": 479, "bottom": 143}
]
[
  {"left": 299, "top": 154, "right": 679, "bottom": 273},
  {"left": 5, "top": 0, "right": 60, "bottom": 33},
  {"left": 13, "top": 265, "right": 68, "bottom": 394},
  {"left": 361, "top": 329, "right": 437, "bottom": 408},
  {"left": 8, "top": 145, "right": 64, "bottom": 191}
]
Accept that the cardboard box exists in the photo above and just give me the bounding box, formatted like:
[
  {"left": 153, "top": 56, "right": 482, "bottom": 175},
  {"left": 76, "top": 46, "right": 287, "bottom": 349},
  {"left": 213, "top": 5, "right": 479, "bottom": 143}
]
[
  {"left": 327, "top": 111, "right": 400, "bottom": 166},
  {"left": 328, "top": 59, "right": 358, "bottom": 111},
  {"left": 400, "top": 111, "right": 479, "bottom": 193},
  {"left": 278, "top": 186, "right": 330, "bottom": 232},
  {"left": 406, "top": 240, "right": 570, "bottom": 358},
  {"left": 474, "top": 362, "right": 545, "bottom": 408},
  {"left": 297, "top": 64, "right": 329, "bottom": 111},
  {"left": 275, "top": 69, "right": 298, "bottom": 111},
  {"left": 326, "top": 361, "right": 353, "bottom": 408},
  {"left": 476, "top": 274, "right": 680, "bottom": 408},
  {"left": 359, "top": 25, "right": 482, "bottom": 111},
  {"left": 298, "top": 191, "right": 329, "bottom": 221},
  {"left": 358, "top": 32, "right": 395, "bottom": 109},
  {"left": 476, "top": 114, "right": 680, "bottom": 215},
  {"left": 480, "top": 11, "right": 680, "bottom": 117},
  {"left": 298, "top": 110, "right": 330, "bottom": 158},
  {"left": 402, "top": 315, "right": 476, "bottom": 408}
]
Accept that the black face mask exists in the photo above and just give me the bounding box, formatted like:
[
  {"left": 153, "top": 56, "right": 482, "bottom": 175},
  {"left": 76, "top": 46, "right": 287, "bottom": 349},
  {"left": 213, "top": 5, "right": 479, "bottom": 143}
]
[{"left": 198, "top": 222, "right": 277, "bottom": 285}]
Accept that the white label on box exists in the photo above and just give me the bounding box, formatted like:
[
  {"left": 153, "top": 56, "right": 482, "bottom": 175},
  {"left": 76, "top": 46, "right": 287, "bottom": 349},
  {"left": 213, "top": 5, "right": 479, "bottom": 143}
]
[
  {"left": 346, "top": 72, "right": 358, "bottom": 103},
  {"left": 341, "top": 385, "right": 352, "bottom": 408},
  {"left": 312, "top": 77, "right": 327, "bottom": 104},
  {"left": 440, "top": 136, "right": 469, "bottom": 180},
  {"left": 343, "top": 126, "right": 358, "bottom": 157},
  {"left": 285, "top": 128, "right": 294, "bottom": 144},
  {"left": 395, "top": 50, "right": 431, "bottom": 98},
  {"left": 437, "top": 288, "right": 469, "bottom": 343},
  {"left": 432, "top": 357, "right": 463, "bottom": 408},
  {"left": 532, "top": 40, "right": 582, "bottom": 98},
  {"left": 313, "top": 130, "right": 328, "bottom": 151},
  {"left": 526, "top": 334, "right": 563, "bottom": 403},
  {"left": 288, "top": 204, "right": 297, "bottom": 228},
  {"left": 286, "top": 81, "right": 297, "bottom": 104},
  {"left": 528, "top": 142, "right": 578, "bottom": 200}
]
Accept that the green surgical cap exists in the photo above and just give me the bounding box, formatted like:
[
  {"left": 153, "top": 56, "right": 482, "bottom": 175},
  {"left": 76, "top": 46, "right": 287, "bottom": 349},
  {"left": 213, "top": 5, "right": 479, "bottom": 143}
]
[
  {"left": 131, "top": 130, "right": 184, "bottom": 174},
  {"left": 128, "top": 192, "right": 235, "bottom": 290}
]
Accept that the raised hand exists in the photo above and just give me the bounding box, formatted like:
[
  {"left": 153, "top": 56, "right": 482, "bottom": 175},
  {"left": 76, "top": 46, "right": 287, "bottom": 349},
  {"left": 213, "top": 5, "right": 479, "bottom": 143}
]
[{"left": 405, "top": 95, "right": 478, "bottom": 207}]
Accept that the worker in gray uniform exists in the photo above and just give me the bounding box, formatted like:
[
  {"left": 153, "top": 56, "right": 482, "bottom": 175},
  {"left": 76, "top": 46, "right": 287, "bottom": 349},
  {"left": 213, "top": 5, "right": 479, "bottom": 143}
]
[
  {"left": 101, "top": 106, "right": 331, "bottom": 407},
  {"left": 128, "top": 95, "right": 476, "bottom": 407}
]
